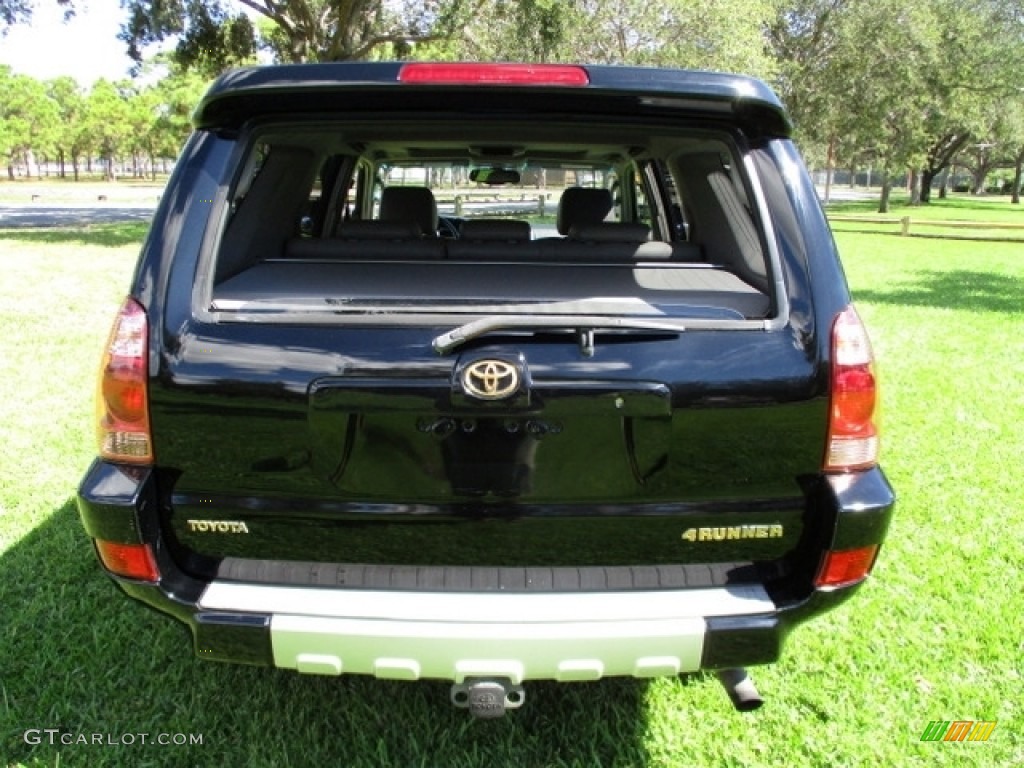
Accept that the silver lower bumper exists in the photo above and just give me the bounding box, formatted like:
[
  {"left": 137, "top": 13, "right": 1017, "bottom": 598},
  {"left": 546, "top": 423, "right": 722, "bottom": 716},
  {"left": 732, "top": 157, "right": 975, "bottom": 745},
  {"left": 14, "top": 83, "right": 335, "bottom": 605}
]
[{"left": 198, "top": 582, "right": 774, "bottom": 683}]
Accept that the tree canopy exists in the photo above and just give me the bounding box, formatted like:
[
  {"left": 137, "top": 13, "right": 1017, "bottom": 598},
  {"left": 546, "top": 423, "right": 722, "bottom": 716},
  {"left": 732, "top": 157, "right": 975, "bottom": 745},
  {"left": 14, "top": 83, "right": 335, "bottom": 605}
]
[
  {"left": 119, "top": 0, "right": 490, "bottom": 76},
  {"left": 2, "top": 0, "right": 1022, "bottom": 207},
  {"left": 0, "top": 64, "right": 207, "bottom": 181},
  {"left": 0, "top": 0, "right": 72, "bottom": 32}
]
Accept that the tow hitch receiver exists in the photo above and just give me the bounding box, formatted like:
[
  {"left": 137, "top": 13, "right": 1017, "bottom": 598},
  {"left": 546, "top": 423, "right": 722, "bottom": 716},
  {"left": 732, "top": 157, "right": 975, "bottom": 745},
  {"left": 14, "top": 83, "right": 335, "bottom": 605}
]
[{"left": 450, "top": 678, "right": 525, "bottom": 718}]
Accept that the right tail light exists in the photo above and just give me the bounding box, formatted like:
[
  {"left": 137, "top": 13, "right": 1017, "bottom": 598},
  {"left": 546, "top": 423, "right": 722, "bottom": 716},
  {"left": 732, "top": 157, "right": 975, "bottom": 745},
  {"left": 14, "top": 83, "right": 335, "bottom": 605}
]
[{"left": 824, "top": 305, "right": 879, "bottom": 472}]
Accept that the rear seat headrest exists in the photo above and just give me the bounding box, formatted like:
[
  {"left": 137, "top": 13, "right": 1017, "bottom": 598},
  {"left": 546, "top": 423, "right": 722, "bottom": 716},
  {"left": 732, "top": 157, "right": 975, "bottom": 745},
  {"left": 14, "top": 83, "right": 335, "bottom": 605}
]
[
  {"left": 569, "top": 222, "right": 651, "bottom": 242},
  {"left": 556, "top": 187, "right": 613, "bottom": 235},
  {"left": 379, "top": 186, "right": 438, "bottom": 236},
  {"left": 460, "top": 219, "right": 531, "bottom": 241}
]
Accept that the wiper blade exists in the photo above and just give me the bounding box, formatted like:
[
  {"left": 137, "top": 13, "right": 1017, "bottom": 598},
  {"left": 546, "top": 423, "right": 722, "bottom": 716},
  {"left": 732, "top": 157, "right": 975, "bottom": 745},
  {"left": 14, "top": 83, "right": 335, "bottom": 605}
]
[{"left": 432, "top": 314, "right": 684, "bottom": 355}]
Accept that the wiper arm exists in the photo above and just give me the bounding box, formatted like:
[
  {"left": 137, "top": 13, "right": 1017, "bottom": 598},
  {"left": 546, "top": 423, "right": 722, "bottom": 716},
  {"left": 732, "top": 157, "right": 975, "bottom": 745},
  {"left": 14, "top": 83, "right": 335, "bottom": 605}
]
[{"left": 432, "top": 314, "right": 684, "bottom": 355}]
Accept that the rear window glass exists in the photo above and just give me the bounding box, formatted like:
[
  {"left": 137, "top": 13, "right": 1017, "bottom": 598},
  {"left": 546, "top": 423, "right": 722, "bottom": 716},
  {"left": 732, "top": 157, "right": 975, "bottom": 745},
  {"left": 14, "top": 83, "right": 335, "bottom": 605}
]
[{"left": 210, "top": 121, "right": 776, "bottom": 324}]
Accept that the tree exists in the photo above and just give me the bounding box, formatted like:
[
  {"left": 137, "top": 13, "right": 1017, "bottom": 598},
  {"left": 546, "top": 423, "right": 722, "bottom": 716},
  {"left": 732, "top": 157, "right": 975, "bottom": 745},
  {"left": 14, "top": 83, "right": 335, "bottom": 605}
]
[
  {"left": 767, "top": 0, "right": 853, "bottom": 203},
  {"left": 772, "top": 0, "right": 1024, "bottom": 208},
  {"left": 451, "top": 0, "right": 775, "bottom": 76},
  {"left": 1002, "top": 96, "right": 1024, "bottom": 204},
  {"left": 83, "top": 80, "right": 132, "bottom": 181},
  {"left": 0, "top": 66, "right": 60, "bottom": 179},
  {"left": 434, "top": 0, "right": 569, "bottom": 62},
  {"left": 916, "top": 0, "right": 1024, "bottom": 202},
  {"left": 47, "top": 76, "right": 88, "bottom": 179},
  {"left": 119, "top": 0, "right": 488, "bottom": 77},
  {"left": 770, "top": 0, "right": 951, "bottom": 212},
  {"left": 1, "top": 0, "right": 72, "bottom": 32},
  {"left": 151, "top": 64, "right": 211, "bottom": 162}
]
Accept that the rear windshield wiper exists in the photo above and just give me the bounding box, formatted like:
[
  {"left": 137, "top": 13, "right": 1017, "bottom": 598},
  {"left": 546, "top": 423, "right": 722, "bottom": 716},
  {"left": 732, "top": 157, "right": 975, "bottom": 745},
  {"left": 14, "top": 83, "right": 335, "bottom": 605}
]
[{"left": 432, "top": 315, "right": 685, "bottom": 355}]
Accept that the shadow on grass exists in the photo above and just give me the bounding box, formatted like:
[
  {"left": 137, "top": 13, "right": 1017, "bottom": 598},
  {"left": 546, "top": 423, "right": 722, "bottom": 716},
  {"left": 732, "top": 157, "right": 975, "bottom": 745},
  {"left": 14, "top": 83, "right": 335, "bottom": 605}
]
[
  {"left": 855, "top": 269, "right": 1023, "bottom": 314},
  {"left": 0, "top": 222, "right": 149, "bottom": 248},
  {"left": 1, "top": 500, "right": 666, "bottom": 766}
]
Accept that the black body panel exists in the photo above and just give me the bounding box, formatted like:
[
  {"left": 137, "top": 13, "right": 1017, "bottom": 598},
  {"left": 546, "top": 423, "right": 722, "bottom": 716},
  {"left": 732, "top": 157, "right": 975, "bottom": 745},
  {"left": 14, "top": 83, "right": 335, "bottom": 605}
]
[{"left": 76, "top": 62, "right": 895, "bottom": 680}]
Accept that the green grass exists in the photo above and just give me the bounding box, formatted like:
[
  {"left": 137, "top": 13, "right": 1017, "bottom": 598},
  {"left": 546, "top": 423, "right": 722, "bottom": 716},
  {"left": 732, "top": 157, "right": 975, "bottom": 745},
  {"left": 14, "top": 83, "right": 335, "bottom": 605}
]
[
  {"left": 826, "top": 194, "right": 1024, "bottom": 241},
  {"left": 1, "top": 208, "right": 1022, "bottom": 766}
]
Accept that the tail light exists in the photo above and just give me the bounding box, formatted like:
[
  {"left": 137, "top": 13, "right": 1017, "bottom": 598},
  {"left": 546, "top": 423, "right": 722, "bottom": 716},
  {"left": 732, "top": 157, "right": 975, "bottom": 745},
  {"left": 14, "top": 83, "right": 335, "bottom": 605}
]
[
  {"left": 398, "top": 63, "right": 589, "bottom": 86},
  {"left": 825, "top": 306, "right": 879, "bottom": 472},
  {"left": 97, "top": 298, "right": 153, "bottom": 464}
]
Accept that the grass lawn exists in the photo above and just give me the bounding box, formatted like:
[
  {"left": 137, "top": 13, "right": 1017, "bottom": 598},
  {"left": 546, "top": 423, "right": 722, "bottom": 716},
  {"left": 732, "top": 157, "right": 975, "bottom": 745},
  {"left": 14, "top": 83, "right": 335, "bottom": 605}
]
[
  {"left": 1, "top": 205, "right": 1022, "bottom": 767},
  {"left": 826, "top": 194, "right": 1024, "bottom": 241}
]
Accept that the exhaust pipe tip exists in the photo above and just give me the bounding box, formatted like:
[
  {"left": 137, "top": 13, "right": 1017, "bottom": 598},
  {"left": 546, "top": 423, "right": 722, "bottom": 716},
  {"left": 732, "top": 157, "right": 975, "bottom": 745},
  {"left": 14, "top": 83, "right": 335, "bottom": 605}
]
[{"left": 716, "top": 668, "right": 764, "bottom": 712}]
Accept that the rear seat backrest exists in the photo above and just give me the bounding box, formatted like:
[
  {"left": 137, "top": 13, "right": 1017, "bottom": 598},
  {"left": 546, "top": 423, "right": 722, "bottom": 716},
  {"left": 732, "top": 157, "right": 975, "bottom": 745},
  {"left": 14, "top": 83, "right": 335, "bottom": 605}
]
[
  {"left": 459, "top": 219, "right": 532, "bottom": 241},
  {"left": 285, "top": 220, "right": 444, "bottom": 260},
  {"left": 539, "top": 221, "right": 703, "bottom": 262},
  {"left": 447, "top": 219, "right": 537, "bottom": 261},
  {"left": 540, "top": 221, "right": 647, "bottom": 262},
  {"left": 571, "top": 222, "right": 651, "bottom": 242}
]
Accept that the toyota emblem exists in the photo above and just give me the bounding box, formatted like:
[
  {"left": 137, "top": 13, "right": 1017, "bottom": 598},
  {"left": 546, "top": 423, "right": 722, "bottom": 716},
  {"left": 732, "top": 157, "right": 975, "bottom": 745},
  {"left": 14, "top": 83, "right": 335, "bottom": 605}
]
[{"left": 462, "top": 359, "right": 519, "bottom": 400}]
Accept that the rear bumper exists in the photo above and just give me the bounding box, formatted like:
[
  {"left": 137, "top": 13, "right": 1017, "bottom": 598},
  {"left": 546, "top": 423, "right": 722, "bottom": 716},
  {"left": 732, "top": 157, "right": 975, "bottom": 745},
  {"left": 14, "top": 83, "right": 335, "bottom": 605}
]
[
  {"left": 77, "top": 459, "right": 894, "bottom": 680},
  {"left": 197, "top": 582, "right": 774, "bottom": 682}
]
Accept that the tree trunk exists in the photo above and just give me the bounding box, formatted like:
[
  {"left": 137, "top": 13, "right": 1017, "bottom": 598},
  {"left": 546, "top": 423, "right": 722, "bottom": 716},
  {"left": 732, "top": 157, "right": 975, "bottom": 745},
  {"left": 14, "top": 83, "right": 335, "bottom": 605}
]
[
  {"left": 878, "top": 172, "right": 892, "bottom": 214},
  {"left": 909, "top": 169, "right": 921, "bottom": 206},
  {"left": 921, "top": 133, "right": 970, "bottom": 204},
  {"left": 921, "top": 168, "right": 935, "bottom": 203},
  {"left": 823, "top": 136, "right": 836, "bottom": 205},
  {"left": 1012, "top": 151, "right": 1022, "bottom": 205}
]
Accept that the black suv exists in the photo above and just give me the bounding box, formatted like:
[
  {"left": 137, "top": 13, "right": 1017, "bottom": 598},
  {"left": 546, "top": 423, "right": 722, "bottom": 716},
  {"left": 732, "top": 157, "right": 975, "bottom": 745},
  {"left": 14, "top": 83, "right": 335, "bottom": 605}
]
[{"left": 78, "top": 62, "right": 894, "bottom": 717}]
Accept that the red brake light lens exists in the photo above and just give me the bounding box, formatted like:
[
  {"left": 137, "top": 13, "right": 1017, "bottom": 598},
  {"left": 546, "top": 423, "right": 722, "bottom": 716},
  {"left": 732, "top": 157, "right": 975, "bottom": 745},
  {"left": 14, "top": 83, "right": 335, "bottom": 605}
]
[
  {"left": 825, "top": 306, "right": 879, "bottom": 471},
  {"left": 97, "top": 298, "right": 153, "bottom": 464},
  {"left": 398, "top": 63, "right": 589, "bottom": 86},
  {"left": 814, "top": 545, "right": 879, "bottom": 589},
  {"left": 95, "top": 540, "right": 159, "bottom": 582}
]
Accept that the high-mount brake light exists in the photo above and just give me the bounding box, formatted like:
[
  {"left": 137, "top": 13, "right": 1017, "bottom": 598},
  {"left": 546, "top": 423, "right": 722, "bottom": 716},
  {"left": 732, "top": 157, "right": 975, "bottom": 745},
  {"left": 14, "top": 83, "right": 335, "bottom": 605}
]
[
  {"left": 825, "top": 305, "right": 879, "bottom": 472},
  {"left": 97, "top": 298, "right": 153, "bottom": 464},
  {"left": 398, "top": 63, "right": 589, "bottom": 86}
]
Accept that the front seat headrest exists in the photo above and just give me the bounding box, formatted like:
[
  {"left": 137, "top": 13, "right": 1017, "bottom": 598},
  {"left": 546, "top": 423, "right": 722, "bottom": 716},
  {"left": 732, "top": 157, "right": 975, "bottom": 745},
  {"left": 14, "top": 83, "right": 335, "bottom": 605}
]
[
  {"left": 379, "top": 186, "right": 438, "bottom": 236},
  {"left": 556, "top": 187, "right": 613, "bottom": 235}
]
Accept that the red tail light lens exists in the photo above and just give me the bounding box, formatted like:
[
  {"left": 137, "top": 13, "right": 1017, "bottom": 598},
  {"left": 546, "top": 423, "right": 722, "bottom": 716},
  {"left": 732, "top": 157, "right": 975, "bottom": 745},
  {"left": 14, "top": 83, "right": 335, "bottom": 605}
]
[
  {"left": 97, "top": 298, "right": 153, "bottom": 464},
  {"left": 825, "top": 306, "right": 879, "bottom": 471},
  {"left": 398, "top": 63, "right": 589, "bottom": 86},
  {"left": 95, "top": 540, "right": 159, "bottom": 582},
  {"left": 814, "top": 545, "right": 879, "bottom": 589}
]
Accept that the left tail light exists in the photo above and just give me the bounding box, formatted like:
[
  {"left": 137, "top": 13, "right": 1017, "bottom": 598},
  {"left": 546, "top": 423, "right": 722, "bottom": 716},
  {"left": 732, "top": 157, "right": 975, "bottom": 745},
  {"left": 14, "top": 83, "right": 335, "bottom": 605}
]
[
  {"left": 95, "top": 540, "right": 159, "bottom": 582},
  {"left": 97, "top": 298, "right": 153, "bottom": 464}
]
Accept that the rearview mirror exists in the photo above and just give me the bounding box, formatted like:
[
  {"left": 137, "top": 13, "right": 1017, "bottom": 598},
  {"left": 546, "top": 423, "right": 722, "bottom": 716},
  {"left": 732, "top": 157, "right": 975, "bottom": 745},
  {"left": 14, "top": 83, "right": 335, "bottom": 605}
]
[{"left": 470, "top": 167, "right": 521, "bottom": 185}]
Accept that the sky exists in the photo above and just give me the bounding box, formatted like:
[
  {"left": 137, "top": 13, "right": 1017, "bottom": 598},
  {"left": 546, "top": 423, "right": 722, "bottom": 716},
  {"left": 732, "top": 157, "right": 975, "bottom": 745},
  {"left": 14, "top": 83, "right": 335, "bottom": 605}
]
[{"left": 0, "top": 2, "right": 136, "bottom": 84}]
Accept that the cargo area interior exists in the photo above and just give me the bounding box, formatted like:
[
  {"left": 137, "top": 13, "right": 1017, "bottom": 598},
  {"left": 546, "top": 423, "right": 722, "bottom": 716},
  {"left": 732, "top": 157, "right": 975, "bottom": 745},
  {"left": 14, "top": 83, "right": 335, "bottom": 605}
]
[{"left": 209, "top": 122, "right": 777, "bottom": 321}]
